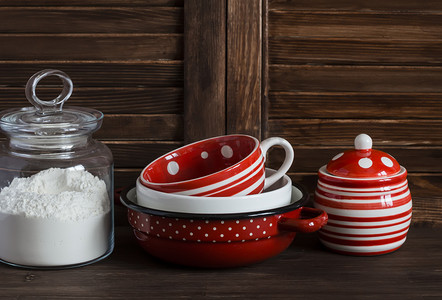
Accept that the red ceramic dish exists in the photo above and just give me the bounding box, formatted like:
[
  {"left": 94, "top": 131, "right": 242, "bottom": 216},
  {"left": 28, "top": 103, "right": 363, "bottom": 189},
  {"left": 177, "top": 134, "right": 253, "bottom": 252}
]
[
  {"left": 120, "top": 184, "right": 327, "bottom": 268},
  {"left": 314, "top": 134, "right": 412, "bottom": 256},
  {"left": 139, "top": 134, "right": 294, "bottom": 197}
]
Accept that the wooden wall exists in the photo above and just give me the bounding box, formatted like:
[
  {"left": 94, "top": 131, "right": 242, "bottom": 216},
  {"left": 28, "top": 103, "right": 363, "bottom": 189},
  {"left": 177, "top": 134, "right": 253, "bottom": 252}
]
[
  {"left": 0, "top": 0, "right": 440, "bottom": 226},
  {"left": 0, "top": 0, "right": 185, "bottom": 187},
  {"left": 265, "top": 0, "right": 442, "bottom": 225}
]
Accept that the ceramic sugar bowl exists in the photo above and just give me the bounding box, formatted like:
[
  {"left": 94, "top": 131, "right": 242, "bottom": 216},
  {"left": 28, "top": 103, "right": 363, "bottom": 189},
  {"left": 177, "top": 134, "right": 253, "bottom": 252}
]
[{"left": 313, "top": 134, "right": 412, "bottom": 256}]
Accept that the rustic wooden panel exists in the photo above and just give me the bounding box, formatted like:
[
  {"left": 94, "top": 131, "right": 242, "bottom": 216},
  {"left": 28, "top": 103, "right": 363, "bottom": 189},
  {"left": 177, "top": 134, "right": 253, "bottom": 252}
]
[
  {"left": 106, "top": 141, "right": 182, "bottom": 168},
  {"left": 269, "top": 65, "right": 442, "bottom": 92},
  {"left": 269, "top": 11, "right": 442, "bottom": 40},
  {"left": 0, "top": 87, "right": 182, "bottom": 114},
  {"left": 0, "top": 0, "right": 183, "bottom": 6},
  {"left": 184, "top": 0, "right": 226, "bottom": 143},
  {"left": 267, "top": 119, "right": 442, "bottom": 146},
  {"left": 269, "top": 38, "right": 442, "bottom": 65},
  {"left": 267, "top": 147, "right": 442, "bottom": 173},
  {"left": 226, "top": 0, "right": 262, "bottom": 137},
  {"left": 267, "top": 92, "right": 442, "bottom": 119},
  {"left": 269, "top": 0, "right": 442, "bottom": 12},
  {"left": 0, "top": 35, "right": 182, "bottom": 61},
  {"left": 0, "top": 62, "right": 183, "bottom": 87},
  {"left": 96, "top": 114, "right": 183, "bottom": 141},
  {"left": 0, "top": 8, "right": 183, "bottom": 34}
]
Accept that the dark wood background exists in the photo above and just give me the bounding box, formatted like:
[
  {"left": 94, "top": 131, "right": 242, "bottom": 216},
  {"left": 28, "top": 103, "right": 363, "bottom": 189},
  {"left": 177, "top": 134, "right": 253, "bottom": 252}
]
[{"left": 0, "top": 0, "right": 440, "bottom": 226}]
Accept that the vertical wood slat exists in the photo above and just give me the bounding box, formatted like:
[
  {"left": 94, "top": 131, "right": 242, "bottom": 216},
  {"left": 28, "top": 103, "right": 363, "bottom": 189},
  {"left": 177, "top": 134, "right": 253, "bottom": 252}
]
[
  {"left": 226, "top": 0, "right": 262, "bottom": 139},
  {"left": 184, "top": 0, "right": 226, "bottom": 143}
]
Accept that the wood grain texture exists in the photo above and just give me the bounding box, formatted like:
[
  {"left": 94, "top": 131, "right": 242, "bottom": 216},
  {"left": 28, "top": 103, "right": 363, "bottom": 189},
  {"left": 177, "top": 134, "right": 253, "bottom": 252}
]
[
  {"left": 0, "top": 227, "right": 440, "bottom": 298},
  {"left": 226, "top": 0, "right": 262, "bottom": 137},
  {"left": 0, "top": 62, "right": 183, "bottom": 87},
  {"left": 96, "top": 114, "right": 183, "bottom": 141},
  {"left": 267, "top": 146, "right": 442, "bottom": 173},
  {"left": 0, "top": 35, "right": 182, "bottom": 61},
  {"left": 267, "top": 92, "right": 442, "bottom": 119},
  {"left": 106, "top": 141, "right": 183, "bottom": 168},
  {"left": 0, "top": 0, "right": 183, "bottom": 6},
  {"left": 269, "top": 37, "right": 442, "bottom": 66},
  {"left": 269, "top": 0, "right": 442, "bottom": 12},
  {"left": 0, "top": 87, "right": 182, "bottom": 114},
  {"left": 267, "top": 119, "right": 442, "bottom": 146},
  {"left": 269, "top": 65, "right": 442, "bottom": 92},
  {"left": 269, "top": 10, "right": 442, "bottom": 40},
  {"left": 0, "top": 7, "right": 183, "bottom": 33},
  {"left": 184, "top": 0, "right": 226, "bottom": 143}
]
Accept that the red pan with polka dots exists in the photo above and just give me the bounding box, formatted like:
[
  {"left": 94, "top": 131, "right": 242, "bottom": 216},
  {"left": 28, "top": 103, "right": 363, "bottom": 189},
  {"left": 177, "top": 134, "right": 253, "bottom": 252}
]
[
  {"left": 120, "top": 184, "right": 327, "bottom": 268},
  {"left": 139, "top": 134, "right": 294, "bottom": 197}
]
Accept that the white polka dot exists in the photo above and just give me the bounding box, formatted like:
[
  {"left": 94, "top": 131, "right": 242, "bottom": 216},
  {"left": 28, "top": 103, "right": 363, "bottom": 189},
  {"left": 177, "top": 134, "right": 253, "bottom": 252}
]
[
  {"left": 358, "top": 158, "right": 373, "bottom": 169},
  {"left": 255, "top": 238, "right": 259, "bottom": 241},
  {"left": 235, "top": 234, "right": 239, "bottom": 237},
  {"left": 157, "top": 234, "right": 160, "bottom": 237},
  {"left": 250, "top": 219, "right": 253, "bottom": 223},
  {"left": 221, "top": 145, "right": 233, "bottom": 158},
  {"left": 197, "top": 226, "right": 201, "bottom": 230},
  {"left": 162, "top": 228, "right": 166, "bottom": 232},
  {"left": 190, "top": 220, "right": 194, "bottom": 223},
  {"left": 242, "top": 226, "right": 246, "bottom": 230},
  {"left": 156, "top": 221, "right": 159, "bottom": 225},
  {"left": 228, "top": 240, "right": 231, "bottom": 243},
  {"left": 213, "top": 227, "right": 217, "bottom": 231},
  {"left": 213, "top": 240, "right": 216, "bottom": 243},
  {"left": 134, "top": 221, "right": 137, "bottom": 224},
  {"left": 228, "top": 227, "right": 232, "bottom": 231},
  {"left": 183, "top": 238, "right": 186, "bottom": 241},
  {"left": 201, "top": 151, "right": 209, "bottom": 159},
  {"left": 220, "top": 234, "right": 224, "bottom": 237},
  {"left": 197, "top": 240, "right": 201, "bottom": 243},
  {"left": 205, "top": 233, "right": 208, "bottom": 237},
  {"left": 381, "top": 156, "right": 394, "bottom": 167},
  {"left": 332, "top": 152, "right": 344, "bottom": 161},
  {"left": 167, "top": 161, "right": 179, "bottom": 175},
  {"left": 168, "top": 223, "right": 172, "bottom": 227},
  {"left": 205, "top": 220, "right": 209, "bottom": 224},
  {"left": 221, "top": 221, "right": 224, "bottom": 224},
  {"left": 263, "top": 231, "right": 266, "bottom": 234},
  {"left": 236, "top": 220, "right": 240, "bottom": 224},
  {"left": 175, "top": 230, "right": 179, "bottom": 234},
  {"left": 269, "top": 223, "right": 273, "bottom": 227},
  {"left": 169, "top": 236, "right": 172, "bottom": 239},
  {"left": 263, "top": 218, "right": 267, "bottom": 221},
  {"left": 182, "top": 225, "right": 186, "bottom": 228},
  {"left": 249, "top": 233, "right": 253, "bottom": 236},
  {"left": 241, "top": 240, "right": 245, "bottom": 243},
  {"left": 257, "top": 225, "right": 260, "bottom": 229},
  {"left": 190, "top": 232, "right": 194, "bottom": 236}
]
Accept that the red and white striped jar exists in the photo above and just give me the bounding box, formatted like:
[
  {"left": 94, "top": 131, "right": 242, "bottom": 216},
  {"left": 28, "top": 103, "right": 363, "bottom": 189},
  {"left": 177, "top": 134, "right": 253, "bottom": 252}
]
[{"left": 314, "top": 134, "right": 412, "bottom": 256}]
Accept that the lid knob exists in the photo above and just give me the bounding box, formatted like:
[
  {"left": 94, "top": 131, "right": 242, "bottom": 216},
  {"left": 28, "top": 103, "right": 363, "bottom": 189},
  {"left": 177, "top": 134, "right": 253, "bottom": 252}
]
[
  {"left": 354, "top": 133, "right": 372, "bottom": 150},
  {"left": 25, "top": 69, "right": 73, "bottom": 116}
]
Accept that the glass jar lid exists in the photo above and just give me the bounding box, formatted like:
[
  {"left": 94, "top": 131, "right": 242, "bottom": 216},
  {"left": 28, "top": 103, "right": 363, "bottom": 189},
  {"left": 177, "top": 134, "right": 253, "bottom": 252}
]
[
  {"left": 0, "top": 69, "right": 103, "bottom": 137},
  {"left": 326, "top": 134, "right": 401, "bottom": 178}
]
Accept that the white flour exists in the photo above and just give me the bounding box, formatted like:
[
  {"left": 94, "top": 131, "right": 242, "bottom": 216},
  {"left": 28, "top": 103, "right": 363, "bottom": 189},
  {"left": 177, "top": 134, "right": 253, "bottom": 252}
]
[{"left": 0, "top": 166, "right": 112, "bottom": 267}]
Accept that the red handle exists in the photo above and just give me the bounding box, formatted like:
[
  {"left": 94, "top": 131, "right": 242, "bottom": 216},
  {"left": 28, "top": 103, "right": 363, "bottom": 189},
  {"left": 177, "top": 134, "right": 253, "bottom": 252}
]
[{"left": 278, "top": 207, "right": 328, "bottom": 233}]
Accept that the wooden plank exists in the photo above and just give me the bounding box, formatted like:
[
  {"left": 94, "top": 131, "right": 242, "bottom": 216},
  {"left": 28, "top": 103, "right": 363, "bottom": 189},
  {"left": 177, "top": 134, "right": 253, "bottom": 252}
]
[
  {"left": 269, "top": 0, "right": 442, "bottom": 12},
  {"left": 95, "top": 114, "right": 183, "bottom": 141},
  {"left": 0, "top": 35, "right": 183, "bottom": 61},
  {"left": 0, "top": 0, "right": 183, "bottom": 6},
  {"left": 0, "top": 87, "right": 182, "bottom": 114},
  {"left": 183, "top": 0, "right": 226, "bottom": 143},
  {"left": 269, "top": 37, "right": 442, "bottom": 66},
  {"left": 0, "top": 62, "right": 183, "bottom": 87},
  {"left": 287, "top": 173, "right": 442, "bottom": 226},
  {"left": 105, "top": 141, "right": 183, "bottom": 168},
  {"left": 226, "top": 0, "right": 262, "bottom": 137},
  {"left": 0, "top": 7, "right": 183, "bottom": 34},
  {"left": 269, "top": 65, "right": 442, "bottom": 92},
  {"left": 267, "top": 146, "right": 442, "bottom": 173},
  {"left": 269, "top": 11, "right": 442, "bottom": 40},
  {"left": 267, "top": 92, "right": 442, "bottom": 119},
  {"left": 267, "top": 119, "right": 442, "bottom": 146}
]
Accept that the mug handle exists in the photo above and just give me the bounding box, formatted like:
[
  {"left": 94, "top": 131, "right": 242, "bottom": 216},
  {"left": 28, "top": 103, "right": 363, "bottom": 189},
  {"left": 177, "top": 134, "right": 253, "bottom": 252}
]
[
  {"left": 260, "top": 137, "right": 294, "bottom": 189},
  {"left": 278, "top": 207, "right": 328, "bottom": 233}
]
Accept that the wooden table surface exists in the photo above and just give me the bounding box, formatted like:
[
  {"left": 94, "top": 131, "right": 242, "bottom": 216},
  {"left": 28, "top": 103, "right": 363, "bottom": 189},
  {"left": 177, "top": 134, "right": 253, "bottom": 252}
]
[{"left": 0, "top": 225, "right": 440, "bottom": 299}]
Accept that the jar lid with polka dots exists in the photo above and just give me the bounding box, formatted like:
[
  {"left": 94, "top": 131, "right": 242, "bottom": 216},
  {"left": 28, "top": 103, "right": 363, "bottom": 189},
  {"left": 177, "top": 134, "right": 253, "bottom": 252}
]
[{"left": 326, "top": 134, "right": 401, "bottom": 178}]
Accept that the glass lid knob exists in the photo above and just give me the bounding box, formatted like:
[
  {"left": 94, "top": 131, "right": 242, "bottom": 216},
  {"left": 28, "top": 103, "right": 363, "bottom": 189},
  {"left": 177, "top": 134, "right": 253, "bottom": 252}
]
[{"left": 25, "top": 69, "right": 73, "bottom": 116}]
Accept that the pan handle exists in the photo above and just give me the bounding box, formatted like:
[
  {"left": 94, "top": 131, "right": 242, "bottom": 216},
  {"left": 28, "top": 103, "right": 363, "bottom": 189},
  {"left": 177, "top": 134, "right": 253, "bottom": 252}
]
[{"left": 278, "top": 207, "right": 328, "bottom": 233}]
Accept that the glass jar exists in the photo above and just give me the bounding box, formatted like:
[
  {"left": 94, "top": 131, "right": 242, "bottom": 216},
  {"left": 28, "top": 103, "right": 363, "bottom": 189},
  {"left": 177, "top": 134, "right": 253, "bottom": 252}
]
[{"left": 0, "top": 69, "right": 114, "bottom": 269}]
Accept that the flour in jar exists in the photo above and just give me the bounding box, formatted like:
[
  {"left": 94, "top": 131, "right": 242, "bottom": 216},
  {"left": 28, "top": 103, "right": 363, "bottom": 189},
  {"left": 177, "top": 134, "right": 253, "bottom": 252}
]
[{"left": 0, "top": 166, "right": 112, "bottom": 267}]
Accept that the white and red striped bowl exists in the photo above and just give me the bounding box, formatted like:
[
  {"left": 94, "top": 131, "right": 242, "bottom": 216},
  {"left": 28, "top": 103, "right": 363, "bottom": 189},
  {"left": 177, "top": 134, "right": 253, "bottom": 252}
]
[
  {"left": 313, "top": 134, "right": 412, "bottom": 256},
  {"left": 140, "top": 134, "right": 294, "bottom": 197}
]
